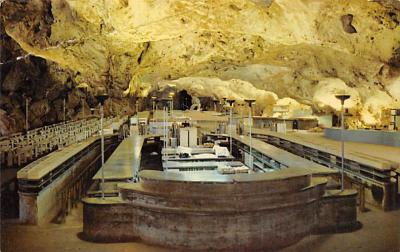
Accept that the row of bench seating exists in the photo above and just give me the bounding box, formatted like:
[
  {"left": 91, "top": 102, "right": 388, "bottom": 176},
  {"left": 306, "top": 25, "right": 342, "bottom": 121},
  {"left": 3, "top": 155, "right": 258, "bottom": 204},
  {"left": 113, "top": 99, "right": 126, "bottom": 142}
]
[
  {"left": 0, "top": 117, "right": 121, "bottom": 168},
  {"left": 250, "top": 131, "right": 398, "bottom": 210}
]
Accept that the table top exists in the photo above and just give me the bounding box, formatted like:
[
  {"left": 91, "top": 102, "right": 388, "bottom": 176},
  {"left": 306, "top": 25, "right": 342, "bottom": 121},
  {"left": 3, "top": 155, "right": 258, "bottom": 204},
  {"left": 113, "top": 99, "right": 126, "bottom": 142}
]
[
  {"left": 138, "top": 168, "right": 311, "bottom": 184},
  {"left": 93, "top": 135, "right": 144, "bottom": 180},
  {"left": 162, "top": 147, "right": 215, "bottom": 155},
  {"left": 233, "top": 134, "right": 337, "bottom": 176},
  {"left": 162, "top": 153, "right": 235, "bottom": 162},
  {"left": 163, "top": 160, "right": 243, "bottom": 170},
  {"left": 17, "top": 137, "right": 98, "bottom": 180},
  {"left": 252, "top": 129, "right": 399, "bottom": 171}
]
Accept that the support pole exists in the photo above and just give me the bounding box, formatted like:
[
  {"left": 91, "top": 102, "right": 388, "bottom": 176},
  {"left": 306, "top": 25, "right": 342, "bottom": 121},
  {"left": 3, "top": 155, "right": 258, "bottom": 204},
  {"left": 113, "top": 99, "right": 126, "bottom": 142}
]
[
  {"left": 151, "top": 96, "right": 157, "bottom": 126},
  {"left": 340, "top": 103, "right": 345, "bottom": 191},
  {"left": 63, "top": 98, "right": 66, "bottom": 122},
  {"left": 335, "top": 94, "right": 350, "bottom": 192},
  {"left": 166, "top": 104, "right": 169, "bottom": 148},
  {"left": 164, "top": 106, "right": 166, "bottom": 151},
  {"left": 227, "top": 100, "right": 235, "bottom": 154},
  {"left": 163, "top": 105, "right": 166, "bottom": 160},
  {"left": 100, "top": 104, "right": 105, "bottom": 199},
  {"left": 161, "top": 98, "right": 171, "bottom": 162},
  {"left": 169, "top": 92, "right": 174, "bottom": 118},
  {"left": 25, "top": 98, "right": 29, "bottom": 132},
  {"left": 249, "top": 108, "right": 252, "bottom": 168},
  {"left": 230, "top": 106, "right": 233, "bottom": 153},
  {"left": 81, "top": 98, "right": 85, "bottom": 119},
  {"left": 163, "top": 104, "right": 169, "bottom": 161},
  {"left": 213, "top": 99, "right": 219, "bottom": 133},
  {"left": 244, "top": 99, "right": 255, "bottom": 169},
  {"left": 95, "top": 91, "right": 109, "bottom": 200}
]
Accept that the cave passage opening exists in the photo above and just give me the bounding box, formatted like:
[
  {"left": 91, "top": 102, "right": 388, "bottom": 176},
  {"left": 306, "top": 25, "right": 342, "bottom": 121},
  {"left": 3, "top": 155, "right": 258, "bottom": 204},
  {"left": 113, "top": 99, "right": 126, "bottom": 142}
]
[{"left": 177, "top": 90, "right": 192, "bottom": 110}]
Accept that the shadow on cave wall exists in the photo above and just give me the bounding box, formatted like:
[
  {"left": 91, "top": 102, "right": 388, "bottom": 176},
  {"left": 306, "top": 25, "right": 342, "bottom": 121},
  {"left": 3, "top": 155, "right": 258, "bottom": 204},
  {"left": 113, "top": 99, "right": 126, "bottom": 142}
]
[
  {"left": 0, "top": 25, "right": 135, "bottom": 136},
  {"left": 0, "top": 15, "right": 82, "bottom": 135}
]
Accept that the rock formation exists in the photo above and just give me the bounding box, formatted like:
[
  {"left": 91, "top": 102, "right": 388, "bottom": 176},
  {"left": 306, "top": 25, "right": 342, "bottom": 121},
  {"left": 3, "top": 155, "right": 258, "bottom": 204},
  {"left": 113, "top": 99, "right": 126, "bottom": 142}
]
[{"left": 1, "top": 0, "right": 400, "bottom": 134}]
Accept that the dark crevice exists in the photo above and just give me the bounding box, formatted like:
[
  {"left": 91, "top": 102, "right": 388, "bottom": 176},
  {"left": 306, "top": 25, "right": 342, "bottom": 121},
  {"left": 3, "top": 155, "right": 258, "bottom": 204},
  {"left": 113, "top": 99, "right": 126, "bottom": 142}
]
[
  {"left": 389, "top": 47, "right": 400, "bottom": 68},
  {"left": 341, "top": 14, "right": 357, "bottom": 33},
  {"left": 137, "top": 42, "right": 151, "bottom": 65}
]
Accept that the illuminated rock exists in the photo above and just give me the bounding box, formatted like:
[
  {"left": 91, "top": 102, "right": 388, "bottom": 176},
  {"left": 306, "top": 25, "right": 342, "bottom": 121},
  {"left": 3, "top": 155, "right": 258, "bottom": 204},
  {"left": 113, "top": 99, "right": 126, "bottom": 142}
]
[{"left": 1, "top": 0, "right": 400, "bottom": 129}]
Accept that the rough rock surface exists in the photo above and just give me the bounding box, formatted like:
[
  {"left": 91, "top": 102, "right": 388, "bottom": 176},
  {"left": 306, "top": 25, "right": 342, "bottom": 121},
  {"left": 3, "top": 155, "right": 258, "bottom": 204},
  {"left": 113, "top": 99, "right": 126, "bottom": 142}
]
[{"left": 1, "top": 0, "right": 400, "bottom": 134}]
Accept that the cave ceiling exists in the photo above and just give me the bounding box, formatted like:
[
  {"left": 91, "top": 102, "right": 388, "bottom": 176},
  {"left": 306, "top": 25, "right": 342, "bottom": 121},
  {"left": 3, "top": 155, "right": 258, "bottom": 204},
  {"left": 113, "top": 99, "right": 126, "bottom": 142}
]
[{"left": 1, "top": 0, "right": 400, "bottom": 127}]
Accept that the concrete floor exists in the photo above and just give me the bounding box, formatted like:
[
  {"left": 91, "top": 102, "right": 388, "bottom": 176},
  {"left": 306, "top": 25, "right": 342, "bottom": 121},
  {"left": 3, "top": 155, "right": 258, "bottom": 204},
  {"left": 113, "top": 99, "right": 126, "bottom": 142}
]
[{"left": 1, "top": 204, "right": 399, "bottom": 252}]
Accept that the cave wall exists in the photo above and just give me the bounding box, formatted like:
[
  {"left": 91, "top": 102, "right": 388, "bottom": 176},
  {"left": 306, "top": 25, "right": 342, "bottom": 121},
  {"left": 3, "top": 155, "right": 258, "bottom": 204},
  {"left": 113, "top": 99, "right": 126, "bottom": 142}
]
[
  {"left": 0, "top": 16, "right": 76, "bottom": 134},
  {"left": 0, "top": 1, "right": 136, "bottom": 135}
]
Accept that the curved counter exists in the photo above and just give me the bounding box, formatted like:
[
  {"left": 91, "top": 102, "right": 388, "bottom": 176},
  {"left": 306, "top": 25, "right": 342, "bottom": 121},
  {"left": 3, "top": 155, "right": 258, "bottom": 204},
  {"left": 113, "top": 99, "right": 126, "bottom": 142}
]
[{"left": 83, "top": 169, "right": 357, "bottom": 251}]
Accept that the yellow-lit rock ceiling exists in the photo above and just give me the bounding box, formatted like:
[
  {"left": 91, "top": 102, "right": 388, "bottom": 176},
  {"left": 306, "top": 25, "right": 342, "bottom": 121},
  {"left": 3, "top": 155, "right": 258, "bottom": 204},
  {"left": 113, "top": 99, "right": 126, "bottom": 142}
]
[{"left": 1, "top": 0, "right": 400, "bottom": 128}]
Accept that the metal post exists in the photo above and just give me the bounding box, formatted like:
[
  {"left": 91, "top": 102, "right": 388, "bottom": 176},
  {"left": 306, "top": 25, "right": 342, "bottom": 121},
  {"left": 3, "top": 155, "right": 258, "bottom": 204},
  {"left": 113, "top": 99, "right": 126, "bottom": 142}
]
[
  {"left": 25, "top": 98, "right": 29, "bottom": 132},
  {"left": 229, "top": 106, "right": 233, "bottom": 154},
  {"left": 100, "top": 104, "right": 105, "bottom": 199},
  {"left": 164, "top": 106, "right": 166, "bottom": 151},
  {"left": 81, "top": 98, "right": 85, "bottom": 119},
  {"left": 244, "top": 99, "right": 255, "bottom": 169},
  {"left": 162, "top": 106, "right": 165, "bottom": 159},
  {"left": 166, "top": 104, "right": 169, "bottom": 148},
  {"left": 341, "top": 103, "right": 345, "bottom": 191},
  {"left": 163, "top": 105, "right": 168, "bottom": 160},
  {"left": 335, "top": 94, "right": 350, "bottom": 192},
  {"left": 227, "top": 100, "right": 235, "bottom": 154},
  {"left": 213, "top": 100, "right": 218, "bottom": 133},
  {"left": 169, "top": 93, "right": 174, "bottom": 118},
  {"left": 63, "top": 98, "right": 66, "bottom": 122},
  {"left": 215, "top": 109, "right": 218, "bottom": 134},
  {"left": 249, "top": 108, "right": 252, "bottom": 168},
  {"left": 151, "top": 96, "right": 157, "bottom": 117},
  {"left": 222, "top": 98, "right": 227, "bottom": 116}
]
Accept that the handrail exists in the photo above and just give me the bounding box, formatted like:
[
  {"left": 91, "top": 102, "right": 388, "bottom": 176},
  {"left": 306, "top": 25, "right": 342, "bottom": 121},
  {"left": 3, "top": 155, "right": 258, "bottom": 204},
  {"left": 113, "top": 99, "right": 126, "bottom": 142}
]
[{"left": 0, "top": 116, "right": 127, "bottom": 168}]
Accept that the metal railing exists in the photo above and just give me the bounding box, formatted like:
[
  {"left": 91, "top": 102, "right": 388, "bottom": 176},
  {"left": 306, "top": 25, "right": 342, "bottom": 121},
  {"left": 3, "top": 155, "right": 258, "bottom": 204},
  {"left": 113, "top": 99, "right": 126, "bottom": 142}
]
[
  {"left": 0, "top": 116, "right": 123, "bottom": 168},
  {"left": 252, "top": 134, "right": 394, "bottom": 186}
]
